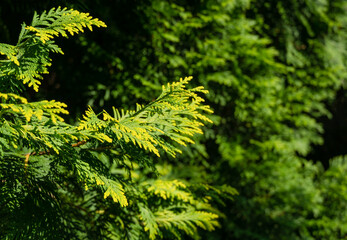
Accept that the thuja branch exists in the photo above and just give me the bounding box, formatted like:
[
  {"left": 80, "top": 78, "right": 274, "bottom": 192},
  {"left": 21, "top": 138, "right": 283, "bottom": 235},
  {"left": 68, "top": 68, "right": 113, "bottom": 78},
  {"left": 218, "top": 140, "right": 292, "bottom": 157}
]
[
  {"left": 23, "top": 140, "right": 116, "bottom": 169},
  {"left": 23, "top": 140, "right": 87, "bottom": 169},
  {"left": 27, "top": 140, "right": 87, "bottom": 156},
  {"left": 131, "top": 90, "right": 175, "bottom": 118}
]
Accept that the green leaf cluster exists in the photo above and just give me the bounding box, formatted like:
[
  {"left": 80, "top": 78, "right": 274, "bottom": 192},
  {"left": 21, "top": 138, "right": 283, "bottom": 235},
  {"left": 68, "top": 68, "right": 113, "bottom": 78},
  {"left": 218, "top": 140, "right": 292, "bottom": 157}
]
[
  {"left": 0, "top": 8, "right": 235, "bottom": 239},
  {"left": 0, "top": 7, "right": 106, "bottom": 92},
  {"left": 1, "top": 0, "right": 346, "bottom": 239},
  {"left": 36, "top": 0, "right": 345, "bottom": 239}
]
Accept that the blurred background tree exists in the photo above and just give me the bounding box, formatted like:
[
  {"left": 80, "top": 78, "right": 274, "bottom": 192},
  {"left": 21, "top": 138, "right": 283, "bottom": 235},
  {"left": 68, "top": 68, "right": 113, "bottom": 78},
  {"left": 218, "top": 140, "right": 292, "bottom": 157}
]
[{"left": 1, "top": 0, "right": 346, "bottom": 239}]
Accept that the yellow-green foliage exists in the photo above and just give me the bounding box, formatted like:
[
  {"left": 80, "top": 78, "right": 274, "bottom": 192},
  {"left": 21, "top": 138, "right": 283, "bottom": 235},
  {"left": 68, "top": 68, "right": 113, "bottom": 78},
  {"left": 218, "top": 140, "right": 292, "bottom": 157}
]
[
  {"left": 1, "top": 98, "right": 68, "bottom": 122},
  {"left": 144, "top": 179, "right": 194, "bottom": 203},
  {"left": 155, "top": 210, "right": 219, "bottom": 235},
  {"left": 0, "top": 44, "right": 20, "bottom": 66},
  {"left": 138, "top": 205, "right": 219, "bottom": 240},
  {"left": 135, "top": 170, "right": 226, "bottom": 240},
  {"left": 76, "top": 160, "right": 128, "bottom": 207},
  {"left": 78, "top": 76, "right": 213, "bottom": 158},
  {"left": 25, "top": 7, "right": 106, "bottom": 43},
  {"left": 0, "top": 7, "right": 106, "bottom": 92},
  {"left": 0, "top": 7, "right": 236, "bottom": 239}
]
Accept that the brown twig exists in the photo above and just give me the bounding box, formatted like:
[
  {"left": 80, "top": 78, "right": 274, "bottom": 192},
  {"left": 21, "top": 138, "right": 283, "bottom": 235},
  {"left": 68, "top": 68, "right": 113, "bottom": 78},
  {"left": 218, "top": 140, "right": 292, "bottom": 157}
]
[
  {"left": 24, "top": 140, "right": 87, "bottom": 170},
  {"left": 71, "top": 140, "right": 87, "bottom": 148}
]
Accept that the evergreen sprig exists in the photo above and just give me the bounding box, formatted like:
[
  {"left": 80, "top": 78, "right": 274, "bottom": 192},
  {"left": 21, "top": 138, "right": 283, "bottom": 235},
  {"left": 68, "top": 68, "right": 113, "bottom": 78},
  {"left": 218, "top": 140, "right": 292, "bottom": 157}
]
[
  {"left": 0, "top": 7, "right": 236, "bottom": 239},
  {"left": 0, "top": 7, "right": 106, "bottom": 92}
]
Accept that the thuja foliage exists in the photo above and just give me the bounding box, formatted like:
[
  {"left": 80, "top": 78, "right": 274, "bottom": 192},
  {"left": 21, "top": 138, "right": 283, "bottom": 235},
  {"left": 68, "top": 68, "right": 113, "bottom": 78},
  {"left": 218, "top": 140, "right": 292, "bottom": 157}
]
[
  {"left": 31, "top": 0, "right": 346, "bottom": 239},
  {"left": 0, "top": 8, "right": 235, "bottom": 239},
  {"left": 1, "top": 1, "right": 347, "bottom": 239}
]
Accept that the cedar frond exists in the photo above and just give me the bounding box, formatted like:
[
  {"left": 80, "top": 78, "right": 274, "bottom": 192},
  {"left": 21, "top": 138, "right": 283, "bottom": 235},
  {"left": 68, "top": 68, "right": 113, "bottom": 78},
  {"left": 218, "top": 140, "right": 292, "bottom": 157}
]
[{"left": 0, "top": 7, "right": 106, "bottom": 92}]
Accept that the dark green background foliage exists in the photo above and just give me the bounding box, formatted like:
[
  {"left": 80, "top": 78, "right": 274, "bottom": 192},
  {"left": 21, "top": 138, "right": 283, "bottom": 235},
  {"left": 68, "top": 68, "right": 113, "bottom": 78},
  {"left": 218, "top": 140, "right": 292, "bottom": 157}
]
[{"left": 1, "top": 0, "right": 347, "bottom": 239}]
